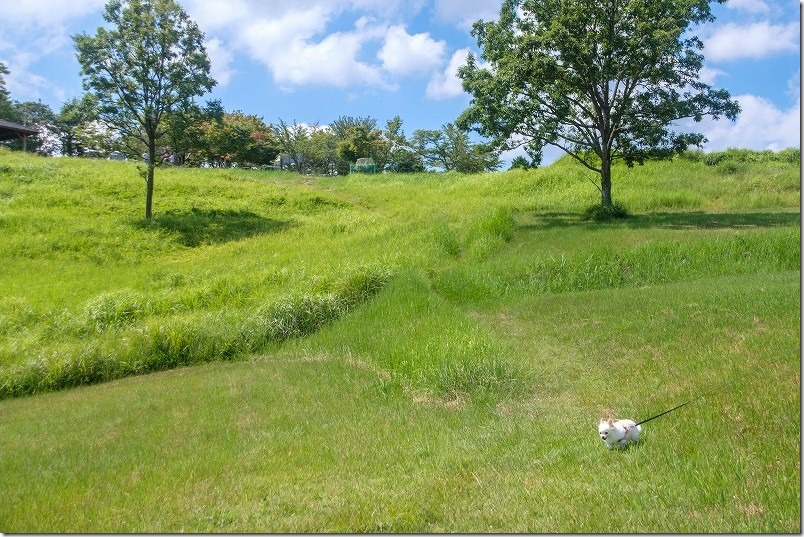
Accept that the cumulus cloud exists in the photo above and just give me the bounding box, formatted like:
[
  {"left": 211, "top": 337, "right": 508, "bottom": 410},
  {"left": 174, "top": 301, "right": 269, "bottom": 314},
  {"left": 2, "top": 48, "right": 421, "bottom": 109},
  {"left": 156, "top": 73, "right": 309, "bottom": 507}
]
[
  {"left": 426, "top": 48, "right": 472, "bottom": 99},
  {"left": 702, "top": 21, "right": 799, "bottom": 62},
  {"left": 236, "top": 10, "right": 391, "bottom": 89},
  {"left": 183, "top": 0, "right": 494, "bottom": 94},
  {"left": 684, "top": 92, "right": 800, "bottom": 152},
  {"left": 0, "top": 0, "right": 105, "bottom": 28},
  {"left": 698, "top": 66, "right": 728, "bottom": 86},
  {"left": 205, "top": 38, "right": 236, "bottom": 87},
  {"left": 0, "top": 0, "right": 106, "bottom": 103},
  {"left": 183, "top": 0, "right": 251, "bottom": 31},
  {"left": 378, "top": 26, "right": 446, "bottom": 76}
]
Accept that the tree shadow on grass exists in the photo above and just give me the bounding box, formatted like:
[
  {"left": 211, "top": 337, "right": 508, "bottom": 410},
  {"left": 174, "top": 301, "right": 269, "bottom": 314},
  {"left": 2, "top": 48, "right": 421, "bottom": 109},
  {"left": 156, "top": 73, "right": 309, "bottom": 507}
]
[
  {"left": 524, "top": 211, "right": 800, "bottom": 231},
  {"left": 136, "top": 207, "right": 293, "bottom": 247}
]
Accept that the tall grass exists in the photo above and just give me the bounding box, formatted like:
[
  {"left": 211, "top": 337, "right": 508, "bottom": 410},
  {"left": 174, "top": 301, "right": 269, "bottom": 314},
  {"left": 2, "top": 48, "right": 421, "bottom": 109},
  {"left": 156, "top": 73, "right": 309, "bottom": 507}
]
[
  {"left": 0, "top": 267, "right": 390, "bottom": 398},
  {"left": 434, "top": 222, "right": 799, "bottom": 303},
  {"left": 0, "top": 147, "right": 799, "bottom": 532}
]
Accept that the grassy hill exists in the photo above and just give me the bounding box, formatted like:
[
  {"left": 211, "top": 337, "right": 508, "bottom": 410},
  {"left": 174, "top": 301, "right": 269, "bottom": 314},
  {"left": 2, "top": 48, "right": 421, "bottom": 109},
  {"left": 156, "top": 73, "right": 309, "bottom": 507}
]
[{"left": 0, "top": 147, "right": 799, "bottom": 532}]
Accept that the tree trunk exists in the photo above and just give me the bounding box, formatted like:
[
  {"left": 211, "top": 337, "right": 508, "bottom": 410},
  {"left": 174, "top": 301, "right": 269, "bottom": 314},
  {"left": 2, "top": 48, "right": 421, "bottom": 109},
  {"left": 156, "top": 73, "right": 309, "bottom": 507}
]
[
  {"left": 600, "top": 154, "right": 612, "bottom": 207},
  {"left": 145, "top": 164, "right": 154, "bottom": 220},
  {"left": 146, "top": 140, "right": 156, "bottom": 220}
]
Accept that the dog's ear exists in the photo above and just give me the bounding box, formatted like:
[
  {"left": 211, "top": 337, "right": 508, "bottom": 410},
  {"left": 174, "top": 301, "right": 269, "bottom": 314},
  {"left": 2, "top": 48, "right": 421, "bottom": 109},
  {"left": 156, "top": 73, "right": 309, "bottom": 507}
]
[{"left": 607, "top": 418, "right": 614, "bottom": 425}]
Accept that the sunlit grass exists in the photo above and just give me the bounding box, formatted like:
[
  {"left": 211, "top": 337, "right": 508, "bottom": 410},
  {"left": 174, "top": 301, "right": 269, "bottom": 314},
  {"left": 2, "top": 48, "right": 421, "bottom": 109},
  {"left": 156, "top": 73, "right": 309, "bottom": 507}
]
[{"left": 0, "top": 147, "right": 799, "bottom": 531}]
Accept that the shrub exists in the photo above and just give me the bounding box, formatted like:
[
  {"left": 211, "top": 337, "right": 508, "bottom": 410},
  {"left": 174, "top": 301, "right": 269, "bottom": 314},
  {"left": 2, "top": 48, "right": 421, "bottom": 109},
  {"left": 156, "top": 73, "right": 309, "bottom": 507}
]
[{"left": 583, "top": 202, "right": 629, "bottom": 221}]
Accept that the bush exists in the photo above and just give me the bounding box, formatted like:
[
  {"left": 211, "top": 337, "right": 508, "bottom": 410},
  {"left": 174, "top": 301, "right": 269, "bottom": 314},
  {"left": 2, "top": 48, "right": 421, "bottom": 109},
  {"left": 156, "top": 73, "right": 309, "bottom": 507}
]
[{"left": 583, "top": 202, "right": 629, "bottom": 222}]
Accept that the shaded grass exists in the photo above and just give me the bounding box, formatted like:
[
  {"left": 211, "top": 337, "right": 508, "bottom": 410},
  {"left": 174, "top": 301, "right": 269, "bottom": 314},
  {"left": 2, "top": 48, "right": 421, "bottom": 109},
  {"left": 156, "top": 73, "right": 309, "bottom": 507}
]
[{"left": 136, "top": 207, "right": 293, "bottom": 247}]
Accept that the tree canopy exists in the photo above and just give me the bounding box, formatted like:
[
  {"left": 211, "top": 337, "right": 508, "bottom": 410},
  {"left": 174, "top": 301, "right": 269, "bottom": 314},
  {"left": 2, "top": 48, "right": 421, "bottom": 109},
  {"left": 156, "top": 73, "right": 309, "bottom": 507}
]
[
  {"left": 74, "top": 0, "right": 215, "bottom": 219},
  {"left": 458, "top": 0, "right": 740, "bottom": 207},
  {"left": 0, "top": 63, "right": 15, "bottom": 121}
]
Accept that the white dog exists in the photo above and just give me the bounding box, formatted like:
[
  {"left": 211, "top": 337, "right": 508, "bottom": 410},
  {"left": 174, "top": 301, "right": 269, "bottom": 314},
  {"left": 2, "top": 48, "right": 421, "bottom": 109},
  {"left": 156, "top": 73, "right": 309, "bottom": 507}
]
[{"left": 598, "top": 418, "right": 641, "bottom": 449}]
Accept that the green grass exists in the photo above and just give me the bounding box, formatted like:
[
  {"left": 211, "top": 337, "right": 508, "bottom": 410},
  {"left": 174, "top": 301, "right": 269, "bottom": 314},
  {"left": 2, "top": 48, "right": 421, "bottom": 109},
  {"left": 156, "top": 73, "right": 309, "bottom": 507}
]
[{"left": 0, "top": 148, "right": 799, "bottom": 532}]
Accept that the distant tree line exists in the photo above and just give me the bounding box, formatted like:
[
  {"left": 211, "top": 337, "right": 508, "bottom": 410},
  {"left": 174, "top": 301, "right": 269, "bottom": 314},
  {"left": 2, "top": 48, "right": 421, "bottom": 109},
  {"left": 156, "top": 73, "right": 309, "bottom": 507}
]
[{"left": 0, "top": 62, "right": 500, "bottom": 175}]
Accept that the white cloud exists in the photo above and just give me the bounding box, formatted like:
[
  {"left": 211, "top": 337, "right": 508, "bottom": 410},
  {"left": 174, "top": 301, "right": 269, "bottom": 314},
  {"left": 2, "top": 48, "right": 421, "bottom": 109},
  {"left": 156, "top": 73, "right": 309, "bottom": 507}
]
[
  {"left": 698, "top": 66, "right": 727, "bottom": 86},
  {"left": 282, "top": 30, "right": 389, "bottom": 88},
  {"left": 0, "top": 0, "right": 105, "bottom": 104},
  {"left": 426, "top": 48, "right": 472, "bottom": 99},
  {"left": 702, "top": 21, "right": 799, "bottom": 61},
  {"left": 0, "top": 0, "right": 105, "bottom": 28},
  {"left": 378, "top": 26, "right": 446, "bottom": 76},
  {"left": 183, "top": 1, "right": 494, "bottom": 94},
  {"left": 785, "top": 69, "right": 800, "bottom": 102},
  {"left": 205, "top": 38, "right": 235, "bottom": 87},
  {"left": 688, "top": 93, "right": 800, "bottom": 152},
  {"left": 242, "top": 10, "right": 394, "bottom": 89}
]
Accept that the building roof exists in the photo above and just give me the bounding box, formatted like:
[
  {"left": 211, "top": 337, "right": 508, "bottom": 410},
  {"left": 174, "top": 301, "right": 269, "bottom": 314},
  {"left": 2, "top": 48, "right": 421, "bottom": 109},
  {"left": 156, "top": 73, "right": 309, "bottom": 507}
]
[{"left": 0, "top": 118, "right": 38, "bottom": 141}]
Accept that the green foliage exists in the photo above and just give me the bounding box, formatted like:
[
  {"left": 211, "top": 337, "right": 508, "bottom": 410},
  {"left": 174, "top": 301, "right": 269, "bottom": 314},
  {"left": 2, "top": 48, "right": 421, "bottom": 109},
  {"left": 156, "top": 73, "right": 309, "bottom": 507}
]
[
  {"left": 333, "top": 116, "right": 389, "bottom": 173},
  {"left": 191, "top": 111, "right": 279, "bottom": 168},
  {"left": 83, "top": 290, "right": 149, "bottom": 332},
  {"left": 6, "top": 101, "right": 60, "bottom": 155},
  {"left": 683, "top": 147, "right": 802, "bottom": 166},
  {"left": 0, "top": 269, "right": 391, "bottom": 399},
  {"left": 383, "top": 116, "right": 426, "bottom": 173},
  {"left": 0, "top": 62, "right": 15, "bottom": 121},
  {"left": 583, "top": 201, "right": 630, "bottom": 221},
  {"left": 458, "top": 0, "right": 740, "bottom": 206},
  {"left": 509, "top": 155, "right": 535, "bottom": 170},
  {"left": 411, "top": 123, "right": 502, "bottom": 173},
  {"left": 74, "top": 0, "right": 216, "bottom": 218}
]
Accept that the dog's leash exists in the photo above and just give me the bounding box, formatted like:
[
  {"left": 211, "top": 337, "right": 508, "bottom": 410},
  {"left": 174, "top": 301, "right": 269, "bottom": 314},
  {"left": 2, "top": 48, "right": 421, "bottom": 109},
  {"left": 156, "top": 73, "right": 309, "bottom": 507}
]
[
  {"left": 626, "top": 384, "right": 729, "bottom": 431},
  {"left": 632, "top": 401, "right": 690, "bottom": 428}
]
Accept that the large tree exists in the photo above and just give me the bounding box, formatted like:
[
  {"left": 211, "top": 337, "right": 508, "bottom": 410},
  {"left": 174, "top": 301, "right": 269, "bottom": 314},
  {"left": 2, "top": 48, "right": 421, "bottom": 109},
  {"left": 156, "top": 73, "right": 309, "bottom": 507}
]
[
  {"left": 458, "top": 0, "right": 740, "bottom": 207},
  {"left": 74, "top": 0, "right": 215, "bottom": 219}
]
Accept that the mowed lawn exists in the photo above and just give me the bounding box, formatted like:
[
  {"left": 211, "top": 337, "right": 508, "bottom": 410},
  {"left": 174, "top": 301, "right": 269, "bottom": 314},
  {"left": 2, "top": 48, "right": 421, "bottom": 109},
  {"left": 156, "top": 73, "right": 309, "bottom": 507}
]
[{"left": 0, "top": 148, "right": 799, "bottom": 532}]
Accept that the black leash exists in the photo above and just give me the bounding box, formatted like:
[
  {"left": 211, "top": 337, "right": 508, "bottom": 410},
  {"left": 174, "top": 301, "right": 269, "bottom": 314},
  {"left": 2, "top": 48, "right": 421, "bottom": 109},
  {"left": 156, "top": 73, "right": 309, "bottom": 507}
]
[{"left": 634, "top": 401, "right": 690, "bottom": 427}]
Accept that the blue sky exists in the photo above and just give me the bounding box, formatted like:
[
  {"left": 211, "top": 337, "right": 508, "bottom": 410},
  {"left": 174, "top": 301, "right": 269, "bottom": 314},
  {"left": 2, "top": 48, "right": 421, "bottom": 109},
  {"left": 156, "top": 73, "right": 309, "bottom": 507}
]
[{"left": 0, "top": 0, "right": 799, "bottom": 164}]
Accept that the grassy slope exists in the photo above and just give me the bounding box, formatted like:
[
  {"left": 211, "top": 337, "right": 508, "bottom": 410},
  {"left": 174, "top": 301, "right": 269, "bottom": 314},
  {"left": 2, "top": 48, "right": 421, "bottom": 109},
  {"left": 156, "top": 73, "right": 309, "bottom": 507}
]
[{"left": 0, "top": 148, "right": 799, "bottom": 532}]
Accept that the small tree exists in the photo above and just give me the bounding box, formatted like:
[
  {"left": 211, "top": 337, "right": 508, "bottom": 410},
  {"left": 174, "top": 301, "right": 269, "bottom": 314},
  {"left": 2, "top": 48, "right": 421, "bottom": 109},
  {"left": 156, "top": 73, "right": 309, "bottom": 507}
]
[
  {"left": 202, "top": 111, "right": 279, "bottom": 168},
  {"left": 458, "top": 0, "right": 740, "bottom": 207},
  {"left": 383, "top": 116, "right": 425, "bottom": 173},
  {"left": 331, "top": 116, "right": 390, "bottom": 174},
  {"left": 74, "top": 0, "right": 215, "bottom": 219},
  {"left": 7, "top": 101, "right": 61, "bottom": 155},
  {"left": 59, "top": 94, "right": 101, "bottom": 157},
  {"left": 412, "top": 123, "right": 502, "bottom": 173},
  {"left": 273, "top": 119, "right": 315, "bottom": 173},
  {"left": 509, "top": 155, "right": 535, "bottom": 170}
]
